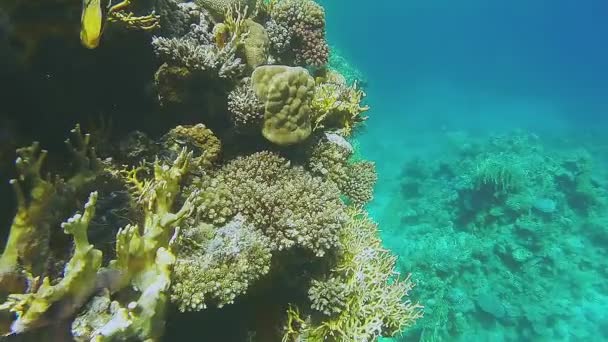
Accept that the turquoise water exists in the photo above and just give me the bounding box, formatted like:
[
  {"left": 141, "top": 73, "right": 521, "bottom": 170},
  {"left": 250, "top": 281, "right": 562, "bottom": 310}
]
[{"left": 322, "top": 1, "right": 608, "bottom": 341}]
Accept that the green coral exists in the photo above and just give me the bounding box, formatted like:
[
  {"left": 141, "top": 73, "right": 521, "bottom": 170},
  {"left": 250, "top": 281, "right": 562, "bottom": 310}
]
[
  {"left": 161, "top": 124, "right": 222, "bottom": 168},
  {"left": 171, "top": 214, "right": 271, "bottom": 311},
  {"left": 238, "top": 19, "right": 269, "bottom": 70},
  {"left": 252, "top": 64, "right": 316, "bottom": 145}
]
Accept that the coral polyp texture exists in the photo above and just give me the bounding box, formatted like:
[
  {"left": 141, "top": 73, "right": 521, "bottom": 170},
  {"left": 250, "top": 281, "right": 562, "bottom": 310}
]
[
  {"left": 267, "top": 0, "right": 329, "bottom": 67},
  {"left": 0, "top": 0, "right": 420, "bottom": 340}
]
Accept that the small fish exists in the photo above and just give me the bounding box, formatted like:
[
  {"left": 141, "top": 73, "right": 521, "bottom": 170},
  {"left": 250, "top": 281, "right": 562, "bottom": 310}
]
[{"left": 80, "top": 0, "right": 104, "bottom": 49}]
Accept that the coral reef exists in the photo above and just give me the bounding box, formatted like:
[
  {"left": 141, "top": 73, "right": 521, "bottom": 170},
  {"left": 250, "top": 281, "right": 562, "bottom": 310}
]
[
  {"left": 388, "top": 132, "right": 608, "bottom": 341},
  {"left": 0, "top": 0, "right": 419, "bottom": 340}
]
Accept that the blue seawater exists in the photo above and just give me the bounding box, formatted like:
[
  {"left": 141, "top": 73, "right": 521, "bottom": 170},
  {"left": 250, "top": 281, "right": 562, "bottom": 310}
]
[{"left": 320, "top": 0, "right": 608, "bottom": 341}]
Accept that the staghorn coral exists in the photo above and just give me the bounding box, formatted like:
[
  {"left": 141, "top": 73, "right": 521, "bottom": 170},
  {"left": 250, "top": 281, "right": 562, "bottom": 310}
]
[
  {"left": 171, "top": 214, "right": 272, "bottom": 311},
  {"left": 0, "top": 143, "right": 54, "bottom": 283},
  {"left": 267, "top": 0, "right": 328, "bottom": 67},
  {"left": 252, "top": 65, "right": 315, "bottom": 145},
  {"left": 0, "top": 125, "right": 103, "bottom": 295},
  {"left": 227, "top": 77, "right": 265, "bottom": 130},
  {"left": 1, "top": 192, "right": 102, "bottom": 335},
  {"left": 200, "top": 151, "right": 347, "bottom": 256},
  {"left": 283, "top": 209, "right": 423, "bottom": 341}
]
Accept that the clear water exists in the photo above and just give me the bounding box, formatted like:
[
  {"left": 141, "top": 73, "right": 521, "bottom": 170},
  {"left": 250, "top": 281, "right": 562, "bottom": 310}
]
[{"left": 321, "top": 0, "right": 608, "bottom": 341}]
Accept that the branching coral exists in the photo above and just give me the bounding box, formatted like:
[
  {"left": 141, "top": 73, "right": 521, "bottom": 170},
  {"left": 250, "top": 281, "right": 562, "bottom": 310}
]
[
  {"left": 227, "top": 77, "right": 265, "bottom": 129},
  {"left": 152, "top": 4, "right": 245, "bottom": 79},
  {"left": 283, "top": 209, "right": 423, "bottom": 341},
  {"left": 267, "top": 0, "right": 328, "bottom": 67},
  {"left": 1, "top": 192, "right": 102, "bottom": 334},
  {"left": 0, "top": 143, "right": 54, "bottom": 282},
  {"left": 196, "top": 0, "right": 256, "bottom": 21},
  {"left": 76, "top": 149, "right": 197, "bottom": 341},
  {"left": 0, "top": 125, "right": 103, "bottom": 294},
  {"left": 307, "top": 133, "right": 377, "bottom": 206},
  {"left": 171, "top": 214, "right": 271, "bottom": 311},
  {"left": 311, "top": 81, "right": 369, "bottom": 136},
  {"left": 198, "top": 151, "right": 347, "bottom": 256}
]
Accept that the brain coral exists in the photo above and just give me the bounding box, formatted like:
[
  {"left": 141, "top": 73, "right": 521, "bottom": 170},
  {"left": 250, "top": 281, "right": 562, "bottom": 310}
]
[{"left": 251, "top": 65, "right": 315, "bottom": 145}]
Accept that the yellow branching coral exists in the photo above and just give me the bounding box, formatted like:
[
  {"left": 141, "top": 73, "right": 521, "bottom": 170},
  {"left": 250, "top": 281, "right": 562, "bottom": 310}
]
[
  {"left": 311, "top": 81, "right": 369, "bottom": 136},
  {"left": 215, "top": 4, "right": 250, "bottom": 49},
  {"left": 107, "top": 0, "right": 160, "bottom": 30},
  {"left": 0, "top": 143, "right": 53, "bottom": 282},
  {"left": 1, "top": 192, "right": 102, "bottom": 334},
  {"left": 89, "top": 149, "right": 197, "bottom": 341}
]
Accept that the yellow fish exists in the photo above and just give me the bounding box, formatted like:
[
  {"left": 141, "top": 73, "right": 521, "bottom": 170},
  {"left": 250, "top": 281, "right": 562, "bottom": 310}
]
[{"left": 80, "top": 0, "right": 104, "bottom": 49}]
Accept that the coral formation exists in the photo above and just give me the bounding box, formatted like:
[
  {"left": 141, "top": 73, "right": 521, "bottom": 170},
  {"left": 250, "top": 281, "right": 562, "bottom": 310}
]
[
  {"left": 311, "top": 80, "right": 369, "bottom": 136},
  {"left": 267, "top": 0, "right": 329, "bottom": 67},
  {"left": 251, "top": 65, "right": 315, "bottom": 145},
  {"left": 307, "top": 133, "right": 377, "bottom": 206},
  {"left": 195, "top": 151, "right": 347, "bottom": 256},
  {"left": 171, "top": 214, "right": 271, "bottom": 311},
  {"left": 227, "top": 77, "right": 265, "bottom": 130},
  {"left": 0, "top": 0, "right": 419, "bottom": 340},
  {"left": 389, "top": 132, "right": 608, "bottom": 341},
  {"left": 283, "top": 210, "right": 423, "bottom": 341},
  {"left": 195, "top": 0, "right": 255, "bottom": 21}
]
